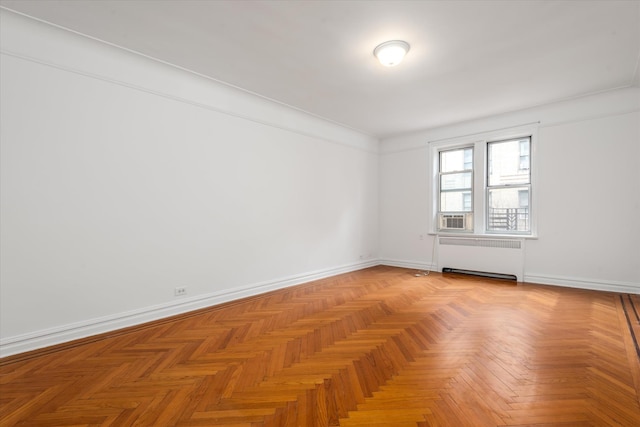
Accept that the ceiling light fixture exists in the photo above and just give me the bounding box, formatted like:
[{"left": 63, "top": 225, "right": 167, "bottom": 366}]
[{"left": 373, "top": 40, "right": 410, "bottom": 67}]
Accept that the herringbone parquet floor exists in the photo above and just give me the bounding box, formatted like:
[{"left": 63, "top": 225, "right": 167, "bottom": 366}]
[{"left": 1, "top": 266, "right": 639, "bottom": 426}]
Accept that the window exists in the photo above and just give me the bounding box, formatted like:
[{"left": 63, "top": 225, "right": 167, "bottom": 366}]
[
  {"left": 487, "top": 137, "right": 531, "bottom": 233},
  {"left": 437, "top": 147, "right": 473, "bottom": 231},
  {"left": 431, "top": 128, "right": 535, "bottom": 236}
]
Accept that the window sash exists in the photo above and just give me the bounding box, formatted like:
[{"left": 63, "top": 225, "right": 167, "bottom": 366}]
[
  {"left": 486, "top": 137, "right": 532, "bottom": 233},
  {"left": 486, "top": 185, "right": 531, "bottom": 233},
  {"left": 438, "top": 147, "right": 474, "bottom": 223},
  {"left": 487, "top": 137, "right": 531, "bottom": 187}
]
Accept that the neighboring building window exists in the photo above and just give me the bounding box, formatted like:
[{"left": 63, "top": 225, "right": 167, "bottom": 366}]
[
  {"left": 487, "top": 137, "right": 531, "bottom": 233},
  {"left": 519, "top": 139, "right": 530, "bottom": 171},
  {"left": 463, "top": 193, "right": 472, "bottom": 211},
  {"left": 518, "top": 189, "right": 529, "bottom": 208},
  {"left": 438, "top": 147, "right": 473, "bottom": 231}
]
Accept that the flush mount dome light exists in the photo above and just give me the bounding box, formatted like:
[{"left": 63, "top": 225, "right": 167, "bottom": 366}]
[{"left": 373, "top": 40, "right": 410, "bottom": 67}]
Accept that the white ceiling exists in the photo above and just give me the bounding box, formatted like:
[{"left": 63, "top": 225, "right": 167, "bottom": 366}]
[{"left": 1, "top": 0, "right": 639, "bottom": 138}]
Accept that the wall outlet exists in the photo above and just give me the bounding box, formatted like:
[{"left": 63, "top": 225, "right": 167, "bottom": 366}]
[{"left": 174, "top": 287, "right": 187, "bottom": 296}]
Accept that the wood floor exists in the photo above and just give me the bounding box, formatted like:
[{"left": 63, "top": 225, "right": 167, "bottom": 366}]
[{"left": 1, "top": 266, "right": 639, "bottom": 426}]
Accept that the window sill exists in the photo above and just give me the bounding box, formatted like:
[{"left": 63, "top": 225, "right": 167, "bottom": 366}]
[{"left": 429, "top": 232, "right": 538, "bottom": 240}]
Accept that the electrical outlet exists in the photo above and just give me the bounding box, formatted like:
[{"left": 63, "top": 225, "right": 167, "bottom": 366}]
[{"left": 174, "top": 287, "right": 187, "bottom": 296}]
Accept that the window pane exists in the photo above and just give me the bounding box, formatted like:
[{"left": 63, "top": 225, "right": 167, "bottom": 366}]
[
  {"left": 440, "top": 147, "right": 473, "bottom": 172},
  {"left": 441, "top": 190, "right": 472, "bottom": 212},
  {"left": 463, "top": 193, "right": 472, "bottom": 211},
  {"left": 488, "top": 138, "right": 530, "bottom": 186},
  {"left": 441, "top": 172, "right": 472, "bottom": 191},
  {"left": 487, "top": 187, "right": 530, "bottom": 231}
]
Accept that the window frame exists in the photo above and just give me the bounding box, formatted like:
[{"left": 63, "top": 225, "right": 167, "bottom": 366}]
[
  {"left": 429, "top": 125, "right": 538, "bottom": 238},
  {"left": 436, "top": 146, "right": 475, "bottom": 232},
  {"left": 486, "top": 137, "right": 532, "bottom": 235},
  {"left": 438, "top": 146, "right": 474, "bottom": 214}
]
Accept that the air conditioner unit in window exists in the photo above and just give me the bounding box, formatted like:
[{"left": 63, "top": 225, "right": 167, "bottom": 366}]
[{"left": 440, "top": 214, "right": 466, "bottom": 230}]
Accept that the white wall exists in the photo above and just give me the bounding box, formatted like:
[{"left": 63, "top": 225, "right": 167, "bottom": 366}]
[
  {"left": 2, "top": 9, "right": 638, "bottom": 358},
  {"left": 0, "top": 11, "right": 379, "bottom": 356},
  {"left": 380, "top": 88, "right": 640, "bottom": 293}
]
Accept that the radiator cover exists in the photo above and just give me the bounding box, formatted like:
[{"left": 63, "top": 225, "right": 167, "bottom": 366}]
[{"left": 437, "top": 237, "right": 525, "bottom": 282}]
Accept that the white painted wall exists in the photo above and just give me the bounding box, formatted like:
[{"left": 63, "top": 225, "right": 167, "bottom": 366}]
[
  {"left": 2, "top": 9, "right": 638, "bottom": 358},
  {"left": 380, "top": 88, "right": 640, "bottom": 294},
  {"left": 0, "top": 11, "right": 379, "bottom": 356}
]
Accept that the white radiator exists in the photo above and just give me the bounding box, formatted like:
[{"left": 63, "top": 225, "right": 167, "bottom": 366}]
[{"left": 437, "top": 237, "right": 525, "bottom": 282}]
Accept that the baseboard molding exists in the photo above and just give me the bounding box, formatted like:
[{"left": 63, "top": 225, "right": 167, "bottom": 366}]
[
  {"left": 381, "top": 258, "right": 640, "bottom": 295},
  {"left": 524, "top": 274, "right": 640, "bottom": 295},
  {"left": 378, "top": 258, "right": 437, "bottom": 272},
  {"left": 4, "top": 262, "right": 635, "bottom": 358},
  {"left": 0, "top": 260, "right": 378, "bottom": 358}
]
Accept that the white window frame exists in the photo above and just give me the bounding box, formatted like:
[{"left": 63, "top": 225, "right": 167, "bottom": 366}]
[
  {"left": 486, "top": 137, "right": 532, "bottom": 235},
  {"left": 428, "top": 124, "right": 538, "bottom": 238},
  {"left": 437, "top": 145, "right": 475, "bottom": 232}
]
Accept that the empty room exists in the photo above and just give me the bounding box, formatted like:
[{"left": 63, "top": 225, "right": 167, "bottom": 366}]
[{"left": 1, "top": 1, "right": 639, "bottom": 426}]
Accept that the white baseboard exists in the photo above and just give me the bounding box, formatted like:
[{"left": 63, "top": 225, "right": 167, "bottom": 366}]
[
  {"left": 379, "top": 258, "right": 437, "bottom": 272},
  {"left": 524, "top": 274, "right": 640, "bottom": 295},
  {"left": 382, "top": 257, "right": 640, "bottom": 294},
  {"left": 4, "top": 261, "right": 635, "bottom": 358},
  {"left": 0, "top": 260, "right": 378, "bottom": 358}
]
